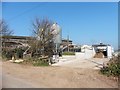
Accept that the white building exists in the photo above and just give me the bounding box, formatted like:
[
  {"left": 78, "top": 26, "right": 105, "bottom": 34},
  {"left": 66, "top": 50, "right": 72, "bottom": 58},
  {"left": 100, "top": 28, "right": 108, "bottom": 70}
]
[
  {"left": 92, "top": 43, "right": 114, "bottom": 59},
  {"left": 75, "top": 43, "right": 114, "bottom": 59},
  {"left": 75, "top": 45, "right": 95, "bottom": 59}
]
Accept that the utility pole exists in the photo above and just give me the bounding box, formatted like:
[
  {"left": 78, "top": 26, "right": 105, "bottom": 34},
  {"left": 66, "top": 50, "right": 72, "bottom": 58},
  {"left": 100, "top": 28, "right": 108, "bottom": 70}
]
[{"left": 67, "top": 35, "right": 69, "bottom": 52}]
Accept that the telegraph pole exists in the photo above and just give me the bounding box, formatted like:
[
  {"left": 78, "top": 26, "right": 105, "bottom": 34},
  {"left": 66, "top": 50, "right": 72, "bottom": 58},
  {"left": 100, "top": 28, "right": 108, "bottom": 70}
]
[{"left": 67, "top": 35, "right": 69, "bottom": 52}]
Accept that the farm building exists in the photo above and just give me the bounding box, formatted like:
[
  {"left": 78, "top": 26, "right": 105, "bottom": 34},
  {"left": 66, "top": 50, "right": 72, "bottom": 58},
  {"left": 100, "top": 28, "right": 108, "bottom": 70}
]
[{"left": 92, "top": 43, "right": 114, "bottom": 59}]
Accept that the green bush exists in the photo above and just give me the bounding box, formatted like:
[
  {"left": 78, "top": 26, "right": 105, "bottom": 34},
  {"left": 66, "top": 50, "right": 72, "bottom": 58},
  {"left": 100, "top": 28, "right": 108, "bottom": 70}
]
[
  {"left": 2, "top": 47, "right": 26, "bottom": 60},
  {"left": 100, "top": 56, "right": 120, "bottom": 77},
  {"left": 2, "top": 49, "right": 14, "bottom": 60},
  {"left": 14, "top": 48, "right": 24, "bottom": 59},
  {"left": 62, "top": 52, "right": 75, "bottom": 55}
]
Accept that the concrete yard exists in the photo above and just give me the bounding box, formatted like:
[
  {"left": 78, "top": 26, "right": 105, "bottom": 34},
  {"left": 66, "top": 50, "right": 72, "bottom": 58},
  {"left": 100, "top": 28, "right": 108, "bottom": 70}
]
[{"left": 52, "top": 56, "right": 109, "bottom": 69}]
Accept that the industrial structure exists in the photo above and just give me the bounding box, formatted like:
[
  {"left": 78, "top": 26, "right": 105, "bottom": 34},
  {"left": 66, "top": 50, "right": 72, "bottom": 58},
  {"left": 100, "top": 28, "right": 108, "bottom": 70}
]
[
  {"left": 1, "top": 35, "right": 30, "bottom": 49},
  {"left": 1, "top": 35, "right": 114, "bottom": 59},
  {"left": 92, "top": 43, "right": 114, "bottom": 59},
  {"left": 1, "top": 19, "right": 115, "bottom": 62}
]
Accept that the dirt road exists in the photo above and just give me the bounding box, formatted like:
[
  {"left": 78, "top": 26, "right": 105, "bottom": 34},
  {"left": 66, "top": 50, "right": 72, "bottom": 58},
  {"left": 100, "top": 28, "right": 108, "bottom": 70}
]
[
  {"left": 0, "top": 60, "right": 2, "bottom": 89},
  {"left": 2, "top": 60, "right": 118, "bottom": 88}
]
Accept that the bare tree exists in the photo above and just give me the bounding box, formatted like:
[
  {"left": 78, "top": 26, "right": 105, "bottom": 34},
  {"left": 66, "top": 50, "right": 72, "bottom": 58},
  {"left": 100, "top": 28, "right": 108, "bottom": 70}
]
[
  {"left": 0, "top": 19, "right": 13, "bottom": 59},
  {"left": 30, "top": 18, "right": 55, "bottom": 57},
  {"left": 0, "top": 19, "right": 13, "bottom": 36}
]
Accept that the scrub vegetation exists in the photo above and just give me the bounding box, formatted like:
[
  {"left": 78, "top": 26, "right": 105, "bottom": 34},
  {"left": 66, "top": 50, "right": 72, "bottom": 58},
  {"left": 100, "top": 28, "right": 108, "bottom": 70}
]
[{"left": 100, "top": 55, "right": 120, "bottom": 77}]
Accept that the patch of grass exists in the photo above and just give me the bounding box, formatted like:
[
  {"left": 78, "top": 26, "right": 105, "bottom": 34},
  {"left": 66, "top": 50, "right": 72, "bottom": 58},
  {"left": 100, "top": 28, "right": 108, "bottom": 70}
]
[
  {"left": 22, "top": 57, "right": 49, "bottom": 66},
  {"left": 33, "top": 60, "right": 49, "bottom": 66},
  {"left": 62, "top": 52, "right": 75, "bottom": 55},
  {"left": 13, "top": 62, "right": 23, "bottom": 64}
]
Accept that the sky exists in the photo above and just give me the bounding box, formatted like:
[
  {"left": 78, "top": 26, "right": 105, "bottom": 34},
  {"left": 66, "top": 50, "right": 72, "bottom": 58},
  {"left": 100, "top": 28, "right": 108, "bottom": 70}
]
[{"left": 2, "top": 2, "right": 118, "bottom": 49}]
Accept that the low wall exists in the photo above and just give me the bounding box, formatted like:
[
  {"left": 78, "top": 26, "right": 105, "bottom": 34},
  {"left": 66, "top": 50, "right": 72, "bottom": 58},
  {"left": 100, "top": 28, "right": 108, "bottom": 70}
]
[
  {"left": 62, "top": 55, "right": 76, "bottom": 60},
  {"left": 75, "top": 52, "right": 85, "bottom": 59},
  {"left": 61, "top": 49, "right": 95, "bottom": 60},
  {"left": 75, "top": 49, "right": 95, "bottom": 59}
]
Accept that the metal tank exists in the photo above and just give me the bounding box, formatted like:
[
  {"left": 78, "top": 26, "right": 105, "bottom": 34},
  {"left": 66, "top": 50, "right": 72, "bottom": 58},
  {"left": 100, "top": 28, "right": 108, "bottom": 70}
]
[
  {"left": 50, "top": 23, "right": 62, "bottom": 63},
  {"left": 51, "top": 23, "right": 62, "bottom": 51}
]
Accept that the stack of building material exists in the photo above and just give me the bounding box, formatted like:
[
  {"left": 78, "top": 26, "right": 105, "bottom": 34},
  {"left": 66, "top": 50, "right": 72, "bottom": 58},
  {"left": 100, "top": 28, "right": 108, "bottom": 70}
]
[{"left": 94, "top": 52, "right": 104, "bottom": 58}]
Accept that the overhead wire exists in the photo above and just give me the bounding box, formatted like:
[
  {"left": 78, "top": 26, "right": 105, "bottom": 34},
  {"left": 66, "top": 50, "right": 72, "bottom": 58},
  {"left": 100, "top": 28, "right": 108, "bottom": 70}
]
[{"left": 3, "top": 3, "right": 47, "bottom": 22}]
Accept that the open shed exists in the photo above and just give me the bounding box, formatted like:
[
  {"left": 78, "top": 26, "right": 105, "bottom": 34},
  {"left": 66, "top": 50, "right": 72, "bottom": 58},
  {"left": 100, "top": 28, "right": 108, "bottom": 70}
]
[{"left": 92, "top": 43, "right": 114, "bottom": 59}]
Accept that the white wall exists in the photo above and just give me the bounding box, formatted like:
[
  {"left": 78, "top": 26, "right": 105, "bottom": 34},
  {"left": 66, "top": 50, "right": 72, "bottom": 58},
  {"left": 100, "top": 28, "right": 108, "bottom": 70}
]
[
  {"left": 75, "top": 45, "right": 113, "bottom": 59},
  {"left": 75, "top": 52, "right": 85, "bottom": 59},
  {"left": 75, "top": 48, "right": 95, "bottom": 59},
  {"left": 84, "top": 49, "right": 95, "bottom": 59},
  {"left": 62, "top": 55, "right": 76, "bottom": 60},
  {"left": 107, "top": 46, "right": 112, "bottom": 59}
]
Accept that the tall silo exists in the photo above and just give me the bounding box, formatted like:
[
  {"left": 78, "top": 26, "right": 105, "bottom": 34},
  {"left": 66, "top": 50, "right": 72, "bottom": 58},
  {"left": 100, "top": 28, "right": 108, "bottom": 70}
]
[{"left": 51, "top": 23, "right": 62, "bottom": 53}]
